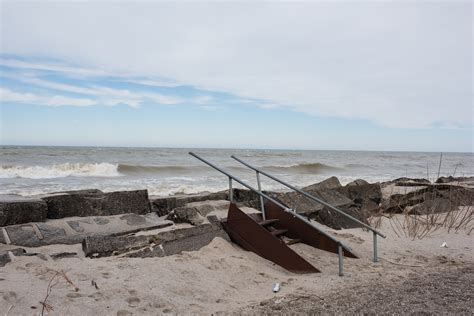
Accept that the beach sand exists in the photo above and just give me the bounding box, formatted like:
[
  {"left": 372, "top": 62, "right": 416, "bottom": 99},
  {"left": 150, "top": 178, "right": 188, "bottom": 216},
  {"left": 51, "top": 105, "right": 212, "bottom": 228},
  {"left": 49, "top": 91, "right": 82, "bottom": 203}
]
[{"left": 0, "top": 211, "right": 472, "bottom": 315}]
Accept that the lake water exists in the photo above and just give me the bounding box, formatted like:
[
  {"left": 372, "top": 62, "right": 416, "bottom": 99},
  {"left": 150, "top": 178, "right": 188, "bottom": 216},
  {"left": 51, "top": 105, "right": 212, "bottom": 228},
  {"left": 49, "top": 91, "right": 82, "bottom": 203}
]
[{"left": 1, "top": 146, "right": 472, "bottom": 196}]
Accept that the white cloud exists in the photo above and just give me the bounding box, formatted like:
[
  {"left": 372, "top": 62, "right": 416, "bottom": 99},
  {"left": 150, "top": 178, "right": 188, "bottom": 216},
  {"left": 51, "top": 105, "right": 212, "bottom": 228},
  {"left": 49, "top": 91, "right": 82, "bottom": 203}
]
[
  {"left": 0, "top": 58, "right": 108, "bottom": 77},
  {"left": 0, "top": 87, "right": 97, "bottom": 107},
  {"left": 1, "top": 2, "right": 472, "bottom": 128},
  {"left": 2, "top": 74, "right": 185, "bottom": 107}
]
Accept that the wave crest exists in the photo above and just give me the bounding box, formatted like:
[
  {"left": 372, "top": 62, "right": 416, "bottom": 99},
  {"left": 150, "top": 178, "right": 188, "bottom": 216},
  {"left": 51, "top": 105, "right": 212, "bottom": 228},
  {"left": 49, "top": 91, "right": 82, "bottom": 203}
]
[
  {"left": 0, "top": 163, "right": 121, "bottom": 179},
  {"left": 118, "top": 164, "right": 194, "bottom": 174}
]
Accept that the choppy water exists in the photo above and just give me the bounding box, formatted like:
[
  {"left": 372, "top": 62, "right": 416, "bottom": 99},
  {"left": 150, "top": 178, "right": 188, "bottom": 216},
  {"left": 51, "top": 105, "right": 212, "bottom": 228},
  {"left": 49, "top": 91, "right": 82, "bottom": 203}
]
[{"left": 0, "top": 146, "right": 472, "bottom": 196}]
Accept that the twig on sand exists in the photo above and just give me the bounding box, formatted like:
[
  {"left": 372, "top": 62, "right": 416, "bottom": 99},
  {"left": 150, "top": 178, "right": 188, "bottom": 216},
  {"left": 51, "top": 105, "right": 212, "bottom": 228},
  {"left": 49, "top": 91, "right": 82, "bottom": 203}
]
[
  {"left": 5, "top": 304, "right": 14, "bottom": 316},
  {"left": 40, "top": 270, "right": 79, "bottom": 316}
]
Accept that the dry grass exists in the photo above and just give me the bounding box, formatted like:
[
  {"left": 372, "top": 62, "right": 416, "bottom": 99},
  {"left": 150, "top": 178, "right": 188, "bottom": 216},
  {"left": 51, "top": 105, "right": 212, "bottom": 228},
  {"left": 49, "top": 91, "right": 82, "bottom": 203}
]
[{"left": 370, "top": 184, "right": 473, "bottom": 240}]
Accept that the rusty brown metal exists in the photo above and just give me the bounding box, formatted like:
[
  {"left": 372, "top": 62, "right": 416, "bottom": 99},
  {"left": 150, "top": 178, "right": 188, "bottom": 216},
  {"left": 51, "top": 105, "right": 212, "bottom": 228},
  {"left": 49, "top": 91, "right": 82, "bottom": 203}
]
[
  {"left": 264, "top": 200, "right": 358, "bottom": 258},
  {"left": 223, "top": 203, "right": 320, "bottom": 274}
]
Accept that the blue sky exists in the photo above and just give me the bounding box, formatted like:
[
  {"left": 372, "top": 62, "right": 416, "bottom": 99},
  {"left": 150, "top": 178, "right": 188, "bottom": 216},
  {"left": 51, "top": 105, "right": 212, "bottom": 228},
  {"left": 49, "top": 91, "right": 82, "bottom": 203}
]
[{"left": 0, "top": 1, "right": 472, "bottom": 152}]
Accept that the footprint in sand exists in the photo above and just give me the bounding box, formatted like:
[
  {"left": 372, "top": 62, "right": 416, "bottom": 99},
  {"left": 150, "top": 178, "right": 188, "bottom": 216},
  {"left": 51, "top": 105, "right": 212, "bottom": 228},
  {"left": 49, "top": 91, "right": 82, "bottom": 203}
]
[
  {"left": 126, "top": 296, "right": 140, "bottom": 307},
  {"left": 2, "top": 291, "right": 17, "bottom": 303},
  {"left": 102, "top": 272, "right": 112, "bottom": 279},
  {"left": 66, "top": 292, "right": 84, "bottom": 299},
  {"left": 88, "top": 292, "right": 104, "bottom": 301}
]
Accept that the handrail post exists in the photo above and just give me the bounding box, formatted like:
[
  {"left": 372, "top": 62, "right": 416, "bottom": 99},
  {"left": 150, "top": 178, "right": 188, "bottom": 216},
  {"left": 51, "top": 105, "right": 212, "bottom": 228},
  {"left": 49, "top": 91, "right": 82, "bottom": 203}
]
[
  {"left": 338, "top": 244, "right": 344, "bottom": 276},
  {"left": 373, "top": 231, "right": 378, "bottom": 262},
  {"left": 229, "top": 177, "right": 233, "bottom": 203},
  {"left": 256, "top": 171, "right": 266, "bottom": 220}
]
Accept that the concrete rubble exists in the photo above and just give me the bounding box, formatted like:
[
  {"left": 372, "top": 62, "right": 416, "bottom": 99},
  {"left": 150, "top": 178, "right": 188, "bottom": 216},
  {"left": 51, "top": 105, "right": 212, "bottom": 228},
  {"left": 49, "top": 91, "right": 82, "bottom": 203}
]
[{"left": 1, "top": 176, "right": 472, "bottom": 266}]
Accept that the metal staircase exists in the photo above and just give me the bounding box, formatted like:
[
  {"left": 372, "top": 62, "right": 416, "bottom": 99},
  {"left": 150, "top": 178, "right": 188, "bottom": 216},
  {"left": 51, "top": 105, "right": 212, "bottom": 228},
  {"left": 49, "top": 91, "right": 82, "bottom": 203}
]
[{"left": 189, "top": 152, "right": 384, "bottom": 276}]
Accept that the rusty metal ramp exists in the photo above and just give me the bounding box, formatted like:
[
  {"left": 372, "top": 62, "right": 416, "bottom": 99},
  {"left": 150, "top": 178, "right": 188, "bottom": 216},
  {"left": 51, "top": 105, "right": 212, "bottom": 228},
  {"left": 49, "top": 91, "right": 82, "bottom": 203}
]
[
  {"left": 223, "top": 203, "right": 320, "bottom": 274},
  {"left": 263, "top": 200, "right": 358, "bottom": 259}
]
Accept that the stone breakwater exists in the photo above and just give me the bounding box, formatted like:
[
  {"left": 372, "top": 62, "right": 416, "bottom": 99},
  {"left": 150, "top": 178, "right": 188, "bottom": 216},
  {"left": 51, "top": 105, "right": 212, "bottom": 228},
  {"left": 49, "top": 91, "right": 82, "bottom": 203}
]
[
  {"left": 1, "top": 175, "right": 473, "bottom": 229},
  {"left": 0, "top": 175, "right": 473, "bottom": 267}
]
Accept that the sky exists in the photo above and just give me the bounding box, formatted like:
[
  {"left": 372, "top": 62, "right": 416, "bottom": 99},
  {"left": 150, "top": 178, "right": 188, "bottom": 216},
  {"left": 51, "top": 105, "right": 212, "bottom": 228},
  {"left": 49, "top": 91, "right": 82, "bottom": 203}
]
[{"left": 0, "top": 1, "right": 472, "bottom": 152}]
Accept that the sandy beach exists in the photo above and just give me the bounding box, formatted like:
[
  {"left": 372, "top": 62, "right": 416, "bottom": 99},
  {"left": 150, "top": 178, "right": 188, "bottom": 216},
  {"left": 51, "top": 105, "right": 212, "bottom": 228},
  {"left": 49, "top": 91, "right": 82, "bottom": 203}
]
[{"left": 1, "top": 206, "right": 472, "bottom": 315}]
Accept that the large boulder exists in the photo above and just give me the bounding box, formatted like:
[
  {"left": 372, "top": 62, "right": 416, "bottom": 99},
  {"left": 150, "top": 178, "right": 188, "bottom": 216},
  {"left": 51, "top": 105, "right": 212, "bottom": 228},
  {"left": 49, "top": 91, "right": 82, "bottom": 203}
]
[
  {"left": 387, "top": 177, "right": 431, "bottom": 187},
  {"left": 310, "top": 206, "right": 368, "bottom": 230},
  {"left": 42, "top": 189, "right": 151, "bottom": 219},
  {"left": 269, "top": 178, "right": 365, "bottom": 229},
  {"left": 336, "top": 182, "right": 382, "bottom": 215},
  {"left": 302, "top": 176, "right": 342, "bottom": 191},
  {"left": 0, "top": 195, "right": 48, "bottom": 226},
  {"left": 408, "top": 198, "right": 457, "bottom": 215},
  {"left": 232, "top": 177, "right": 345, "bottom": 211}
]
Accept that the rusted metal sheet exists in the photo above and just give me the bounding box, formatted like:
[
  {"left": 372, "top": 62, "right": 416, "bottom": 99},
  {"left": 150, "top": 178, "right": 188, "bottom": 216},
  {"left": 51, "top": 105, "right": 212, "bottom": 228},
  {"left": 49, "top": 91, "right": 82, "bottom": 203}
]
[
  {"left": 223, "top": 203, "right": 320, "bottom": 274},
  {"left": 264, "top": 200, "right": 358, "bottom": 259}
]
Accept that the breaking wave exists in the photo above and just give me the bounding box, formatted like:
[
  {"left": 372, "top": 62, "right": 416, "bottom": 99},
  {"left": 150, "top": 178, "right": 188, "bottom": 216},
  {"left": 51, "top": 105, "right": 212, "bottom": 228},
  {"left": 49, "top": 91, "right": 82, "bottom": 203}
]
[
  {"left": 0, "top": 163, "right": 209, "bottom": 179},
  {"left": 0, "top": 163, "right": 121, "bottom": 179},
  {"left": 0, "top": 161, "right": 340, "bottom": 179}
]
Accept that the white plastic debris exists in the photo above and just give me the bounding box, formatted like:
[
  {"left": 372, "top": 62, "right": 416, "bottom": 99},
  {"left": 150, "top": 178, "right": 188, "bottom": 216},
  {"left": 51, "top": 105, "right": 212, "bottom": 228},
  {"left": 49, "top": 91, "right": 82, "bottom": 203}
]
[
  {"left": 440, "top": 242, "right": 448, "bottom": 248},
  {"left": 272, "top": 283, "right": 280, "bottom": 293}
]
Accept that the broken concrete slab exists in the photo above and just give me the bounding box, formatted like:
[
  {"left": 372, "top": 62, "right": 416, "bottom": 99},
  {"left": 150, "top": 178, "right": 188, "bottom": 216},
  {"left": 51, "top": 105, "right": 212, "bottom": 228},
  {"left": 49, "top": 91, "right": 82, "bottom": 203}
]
[
  {"left": 150, "top": 191, "right": 228, "bottom": 216},
  {"left": 166, "top": 207, "right": 205, "bottom": 226},
  {"left": 0, "top": 195, "right": 48, "bottom": 226},
  {"left": 165, "top": 200, "right": 230, "bottom": 226},
  {"left": 1, "top": 213, "right": 172, "bottom": 247},
  {"left": 5, "top": 223, "right": 78, "bottom": 247},
  {"left": 42, "top": 189, "right": 151, "bottom": 219},
  {"left": 185, "top": 200, "right": 230, "bottom": 217},
  {"left": 82, "top": 234, "right": 152, "bottom": 257},
  {"left": 83, "top": 219, "right": 229, "bottom": 258}
]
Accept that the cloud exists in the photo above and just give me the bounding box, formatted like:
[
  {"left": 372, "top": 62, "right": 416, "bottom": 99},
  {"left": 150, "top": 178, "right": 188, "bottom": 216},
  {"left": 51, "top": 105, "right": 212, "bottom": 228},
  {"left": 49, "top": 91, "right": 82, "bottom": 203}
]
[
  {"left": 0, "top": 87, "right": 97, "bottom": 107},
  {"left": 0, "top": 58, "right": 108, "bottom": 77},
  {"left": 1, "top": 2, "right": 472, "bottom": 128},
  {"left": 1, "top": 72, "right": 186, "bottom": 107}
]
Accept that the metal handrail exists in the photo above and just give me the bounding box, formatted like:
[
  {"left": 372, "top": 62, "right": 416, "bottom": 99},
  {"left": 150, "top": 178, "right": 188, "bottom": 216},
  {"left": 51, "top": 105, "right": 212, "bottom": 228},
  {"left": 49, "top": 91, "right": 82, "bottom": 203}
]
[
  {"left": 189, "top": 151, "right": 353, "bottom": 275},
  {"left": 231, "top": 155, "right": 386, "bottom": 263},
  {"left": 231, "top": 155, "right": 385, "bottom": 237}
]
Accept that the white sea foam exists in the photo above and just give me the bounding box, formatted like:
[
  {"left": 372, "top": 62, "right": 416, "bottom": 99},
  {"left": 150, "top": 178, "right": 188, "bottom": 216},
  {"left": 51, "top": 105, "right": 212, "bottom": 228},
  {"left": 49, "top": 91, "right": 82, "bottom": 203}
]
[{"left": 0, "top": 163, "right": 121, "bottom": 179}]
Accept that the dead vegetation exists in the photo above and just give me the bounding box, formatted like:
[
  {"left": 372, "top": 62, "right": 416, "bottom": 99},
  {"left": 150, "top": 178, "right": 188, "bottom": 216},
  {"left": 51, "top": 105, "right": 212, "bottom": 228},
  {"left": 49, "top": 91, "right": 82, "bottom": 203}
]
[
  {"left": 369, "top": 182, "right": 474, "bottom": 240},
  {"left": 40, "top": 270, "right": 79, "bottom": 315}
]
